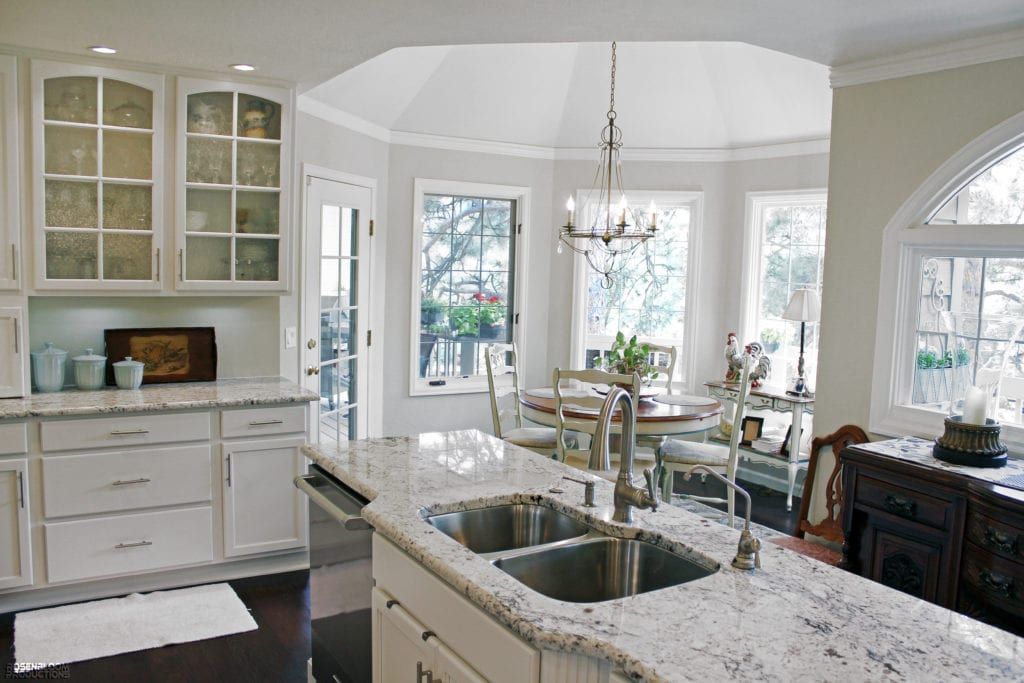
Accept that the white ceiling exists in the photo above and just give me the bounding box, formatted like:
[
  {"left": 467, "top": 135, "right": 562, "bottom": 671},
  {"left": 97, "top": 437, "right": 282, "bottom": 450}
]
[
  {"left": 304, "top": 42, "right": 832, "bottom": 150},
  {"left": 1, "top": 1, "right": 1023, "bottom": 89}
]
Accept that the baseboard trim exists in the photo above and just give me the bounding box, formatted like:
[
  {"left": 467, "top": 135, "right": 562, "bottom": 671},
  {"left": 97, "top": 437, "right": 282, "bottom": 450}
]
[{"left": 0, "top": 551, "right": 308, "bottom": 614}]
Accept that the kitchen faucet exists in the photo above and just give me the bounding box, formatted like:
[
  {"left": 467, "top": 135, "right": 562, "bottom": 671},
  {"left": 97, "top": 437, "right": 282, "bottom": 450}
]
[
  {"left": 684, "top": 465, "right": 762, "bottom": 570},
  {"left": 590, "top": 386, "right": 658, "bottom": 524}
]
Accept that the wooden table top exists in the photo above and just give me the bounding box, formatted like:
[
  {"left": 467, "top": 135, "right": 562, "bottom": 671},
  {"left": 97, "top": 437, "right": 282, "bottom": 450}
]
[{"left": 518, "top": 390, "right": 723, "bottom": 423}]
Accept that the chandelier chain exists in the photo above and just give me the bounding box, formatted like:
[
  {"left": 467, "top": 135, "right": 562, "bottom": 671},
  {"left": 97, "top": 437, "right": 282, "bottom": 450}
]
[{"left": 608, "top": 41, "right": 617, "bottom": 119}]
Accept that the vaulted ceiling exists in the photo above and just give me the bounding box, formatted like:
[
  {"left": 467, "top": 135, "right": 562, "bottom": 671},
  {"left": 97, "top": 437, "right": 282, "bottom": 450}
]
[
  {"left": 304, "top": 42, "right": 832, "bottom": 149},
  {"left": 1, "top": 0, "right": 1023, "bottom": 89}
]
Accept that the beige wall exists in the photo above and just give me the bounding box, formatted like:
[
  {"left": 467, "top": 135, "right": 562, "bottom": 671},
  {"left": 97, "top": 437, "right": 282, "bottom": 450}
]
[{"left": 812, "top": 56, "right": 1024, "bottom": 516}]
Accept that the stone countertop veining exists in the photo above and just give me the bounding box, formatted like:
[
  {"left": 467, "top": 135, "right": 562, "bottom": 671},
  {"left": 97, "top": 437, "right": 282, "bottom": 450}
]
[
  {"left": 0, "top": 376, "right": 318, "bottom": 420},
  {"left": 304, "top": 430, "right": 1024, "bottom": 682}
]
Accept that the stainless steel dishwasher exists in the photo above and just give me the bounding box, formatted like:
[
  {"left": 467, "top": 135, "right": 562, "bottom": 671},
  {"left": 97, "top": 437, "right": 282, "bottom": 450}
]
[{"left": 295, "top": 465, "right": 373, "bottom": 683}]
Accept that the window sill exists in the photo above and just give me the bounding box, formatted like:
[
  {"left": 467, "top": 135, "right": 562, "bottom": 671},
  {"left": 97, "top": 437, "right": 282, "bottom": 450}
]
[
  {"left": 410, "top": 379, "right": 491, "bottom": 398},
  {"left": 873, "top": 404, "right": 1024, "bottom": 456}
]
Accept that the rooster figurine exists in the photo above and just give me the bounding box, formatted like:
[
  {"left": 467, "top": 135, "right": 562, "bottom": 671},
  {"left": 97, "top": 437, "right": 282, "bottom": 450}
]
[
  {"left": 724, "top": 332, "right": 744, "bottom": 382},
  {"left": 745, "top": 341, "right": 772, "bottom": 388}
]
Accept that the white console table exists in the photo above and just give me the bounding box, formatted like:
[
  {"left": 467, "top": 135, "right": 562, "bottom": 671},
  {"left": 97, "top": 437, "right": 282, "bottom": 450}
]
[{"left": 704, "top": 381, "right": 814, "bottom": 511}]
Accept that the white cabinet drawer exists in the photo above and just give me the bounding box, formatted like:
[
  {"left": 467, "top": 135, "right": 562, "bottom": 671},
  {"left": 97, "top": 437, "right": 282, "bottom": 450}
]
[
  {"left": 45, "top": 506, "right": 213, "bottom": 583},
  {"left": 41, "top": 412, "right": 210, "bottom": 452},
  {"left": 42, "top": 445, "right": 212, "bottom": 518},
  {"left": 221, "top": 405, "right": 305, "bottom": 438},
  {"left": 0, "top": 422, "right": 27, "bottom": 454}
]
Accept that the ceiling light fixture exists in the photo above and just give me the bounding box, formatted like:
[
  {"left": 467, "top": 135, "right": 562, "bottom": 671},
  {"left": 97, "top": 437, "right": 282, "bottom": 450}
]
[
  {"left": 230, "top": 64, "right": 256, "bottom": 72},
  {"left": 559, "top": 41, "right": 657, "bottom": 288},
  {"left": 88, "top": 46, "right": 117, "bottom": 54}
]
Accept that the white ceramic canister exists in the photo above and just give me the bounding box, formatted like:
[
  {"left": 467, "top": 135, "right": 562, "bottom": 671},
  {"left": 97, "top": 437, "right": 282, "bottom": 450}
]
[
  {"left": 73, "top": 348, "right": 107, "bottom": 391},
  {"left": 113, "top": 356, "right": 145, "bottom": 390},
  {"left": 31, "top": 342, "right": 68, "bottom": 393}
]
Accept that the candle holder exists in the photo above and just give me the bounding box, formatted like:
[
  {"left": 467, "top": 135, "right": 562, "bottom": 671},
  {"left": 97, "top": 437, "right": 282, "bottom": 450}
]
[{"left": 933, "top": 415, "right": 1008, "bottom": 468}]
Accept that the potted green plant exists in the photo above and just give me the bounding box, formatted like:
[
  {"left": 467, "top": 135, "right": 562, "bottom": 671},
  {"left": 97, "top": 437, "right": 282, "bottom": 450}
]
[
  {"left": 420, "top": 296, "right": 445, "bottom": 326},
  {"left": 760, "top": 328, "right": 783, "bottom": 354},
  {"left": 449, "top": 305, "right": 479, "bottom": 338},
  {"left": 478, "top": 294, "right": 507, "bottom": 340},
  {"left": 595, "top": 332, "right": 659, "bottom": 385}
]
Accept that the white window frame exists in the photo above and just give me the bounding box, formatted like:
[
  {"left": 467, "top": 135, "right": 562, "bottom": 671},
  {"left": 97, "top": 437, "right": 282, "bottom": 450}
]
[
  {"left": 739, "top": 189, "right": 828, "bottom": 345},
  {"left": 409, "top": 178, "right": 530, "bottom": 396},
  {"left": 871, "top": 110, "right": 1024, "bottom": 451},
  {"left": 568, "top": 189, "right": 703, "bottom": 392}
]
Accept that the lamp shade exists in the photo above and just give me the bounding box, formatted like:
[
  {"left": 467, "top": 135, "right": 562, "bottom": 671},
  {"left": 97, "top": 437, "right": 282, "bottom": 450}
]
[{"left": 782, "top": 288, "right": 821, "bottom": 323}]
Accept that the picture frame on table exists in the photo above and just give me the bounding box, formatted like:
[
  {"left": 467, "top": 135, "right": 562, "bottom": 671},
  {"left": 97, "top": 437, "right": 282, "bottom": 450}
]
[
  {"left": 740, "top": 416, "right": 765, "bottom": 446},
  {"left": 781, "top": 424, "right": 804, "bottom": 458}
]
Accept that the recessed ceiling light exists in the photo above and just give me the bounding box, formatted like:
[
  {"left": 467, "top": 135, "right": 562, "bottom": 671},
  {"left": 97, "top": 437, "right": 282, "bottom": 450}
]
[
  {"left": 230, "top": 64, "right": 256, "bottom": 72},
  {"left": 89, "top": 45, "right": 117, "bottom": 54}
]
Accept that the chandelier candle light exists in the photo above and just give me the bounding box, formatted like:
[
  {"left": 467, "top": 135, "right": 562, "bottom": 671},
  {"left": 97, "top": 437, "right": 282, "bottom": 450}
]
[{"left": 559, "top": 42, "right": 657, "bottom": 287}]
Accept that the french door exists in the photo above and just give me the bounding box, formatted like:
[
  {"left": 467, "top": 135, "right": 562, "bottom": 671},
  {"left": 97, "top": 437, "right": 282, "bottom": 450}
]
[{"left": 304, "top": 177, "right": 372, "bottom": 443}]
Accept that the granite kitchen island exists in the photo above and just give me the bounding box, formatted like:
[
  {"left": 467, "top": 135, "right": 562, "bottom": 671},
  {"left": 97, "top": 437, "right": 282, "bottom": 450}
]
[{"left": 304, "top": 429, "right": 1024, "bottom": 682}]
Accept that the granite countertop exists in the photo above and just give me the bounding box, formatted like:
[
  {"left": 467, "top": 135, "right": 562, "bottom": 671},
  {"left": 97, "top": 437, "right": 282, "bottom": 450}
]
[
  {"left": 0, "top": 376, "right": 318, "bottom": 420},
  {"left": 854, "top": 436, "right": 1024, "bottom": 491},
  {"left": 304, "top": 430, "right": 1024, "bottom": 682}
]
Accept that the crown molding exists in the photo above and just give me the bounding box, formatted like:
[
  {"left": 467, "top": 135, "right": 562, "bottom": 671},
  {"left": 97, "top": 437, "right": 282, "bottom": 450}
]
[
  {"left": 298, "top": 95, "right": 829, "bottom": 162},
  {"left": 829, "top": 26, "right": 1024, "bottom": 89}
]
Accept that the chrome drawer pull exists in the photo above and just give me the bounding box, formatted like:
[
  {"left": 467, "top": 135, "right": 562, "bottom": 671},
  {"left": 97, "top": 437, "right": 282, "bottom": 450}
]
[
  {"left": 115, "top": 540, "right": 153, "bottom": 549},
  {"left": 983, "top": 527, "right": 1020, "bottom": 555},
  {"left": 248, "top": 419, "right": 284, "bottom": 426},
  {"left": 110, "top": 429, "right": 150, "bottom": 436},
  {"left": 883, "top": 494, "right": 917, "bottom": 520},
  {"left": 112, "top": 477, "right": 151, "bottom": 486}
]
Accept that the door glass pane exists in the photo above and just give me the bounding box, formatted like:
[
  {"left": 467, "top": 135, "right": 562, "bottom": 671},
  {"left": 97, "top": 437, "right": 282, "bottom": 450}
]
[
  {"left": 187, "top": 92, "right": 232, "bottom": 135},
  {"left": 46, "top": 232, "right": 98, "bottom": 279},
  {"left": 103, "top": 79, "right": 153, "bottom": 129},
  {"left": 103, "top": 233, "right": 152, "bottom": 280},
  {"left": 237, "top": 191, "right": 279, "bottom": 234},
  {"left": 236, "top": 238, "right": 279, "bottom": 281},
  {"left": 44, "top": 76, "right": 97, "bottom": 123},
  {"left": 185, "top": 188, "right": 231, "bottom": 233},
  {"left": 185, "top": 235, "right": 230, "bottom": 280},
  {"left": 45, "top": 125, "right": 97, "bottom": 176},
  {"left": 103, "top": 130, "right": 152, "bottom": 180},
  {"left": 236, "top": 141, "right": 279, "bottom": 187},
  {"left": 186, "top": 137, "right": 231, "bottom": 184},
  {"left": 103, "top": 184, "right": 152, "bottom": 230},
  {"left": 45, "top": 180, "right": 97, "bottom": 228}
]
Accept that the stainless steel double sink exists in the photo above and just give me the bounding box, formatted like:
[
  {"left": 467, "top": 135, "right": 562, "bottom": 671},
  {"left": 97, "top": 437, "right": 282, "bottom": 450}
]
[{"left": 426, "top": 504, "right": 717, "bottom": 603}]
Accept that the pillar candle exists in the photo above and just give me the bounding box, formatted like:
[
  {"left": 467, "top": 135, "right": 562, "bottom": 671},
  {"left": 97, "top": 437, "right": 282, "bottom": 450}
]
[{"left": 963, "top": 386, "right": 988, "bottom": 425}]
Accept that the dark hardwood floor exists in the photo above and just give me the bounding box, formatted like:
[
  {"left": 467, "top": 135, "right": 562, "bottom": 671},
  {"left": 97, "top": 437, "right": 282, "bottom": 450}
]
[
  {"left": 1, "top": 571, "right": 310, "bottom": 682},
  {"left": 672, "top": 474, "right": 801, "bottom": 535}
]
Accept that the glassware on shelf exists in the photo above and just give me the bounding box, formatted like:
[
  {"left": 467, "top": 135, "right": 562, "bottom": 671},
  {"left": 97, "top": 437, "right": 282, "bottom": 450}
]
[
  {"left": 236, "top": 238, "right": 279, "bottom": 281},
  {"left": 44, "top": 77, "right": 97, "bottom": 124},
  {"left": 186, "top": 137, "right": 231, "bottom": 184},
  {"left": 45, "top": 126, "right": 97, "bottom": 176},
  {"left": 103, "top": 79, "right": 153, "bottom": 129},
  {"left": 237, "top": 141, "right": 279, "bottom": 187},
  {"left": 186, "top": 188, "right": 231, "bottom": 232}
]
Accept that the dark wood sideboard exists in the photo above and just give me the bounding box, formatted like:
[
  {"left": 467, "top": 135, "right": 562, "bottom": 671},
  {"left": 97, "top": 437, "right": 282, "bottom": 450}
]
[{"left": 841, "top": 442, "right": 1024, "bottom": 636}]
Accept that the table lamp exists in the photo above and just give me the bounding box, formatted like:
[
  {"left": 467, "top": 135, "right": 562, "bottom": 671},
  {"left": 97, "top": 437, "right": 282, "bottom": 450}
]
[{"left": 782, "top": 288, "right": 821, "bottom": 397}]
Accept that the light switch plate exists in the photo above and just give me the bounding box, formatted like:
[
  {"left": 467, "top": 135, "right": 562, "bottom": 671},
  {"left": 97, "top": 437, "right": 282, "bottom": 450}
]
[{"left": 284, "top": 326, "right": 297, "bottom": 349}]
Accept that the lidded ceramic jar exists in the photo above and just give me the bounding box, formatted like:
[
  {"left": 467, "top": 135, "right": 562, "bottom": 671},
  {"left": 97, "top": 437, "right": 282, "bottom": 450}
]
[
  {"left": 31, "top": 342, "right": 67, "bottom": 393},
  {"left": 113, "top": 356, "right": 144, "bottom": 390},
  {"left": 73, "top": 348, "right": 107, "bottom": 391}
]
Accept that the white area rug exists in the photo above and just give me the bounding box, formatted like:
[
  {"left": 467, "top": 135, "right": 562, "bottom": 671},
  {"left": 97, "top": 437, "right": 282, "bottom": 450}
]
[{"left": 15, "top": 583, "right": 257, "bottom": 665}]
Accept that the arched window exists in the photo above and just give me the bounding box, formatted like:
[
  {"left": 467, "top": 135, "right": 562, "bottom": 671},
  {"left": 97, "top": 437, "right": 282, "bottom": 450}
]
[{"left": 871, "top": 116, "right": 1024, "bottom": 448}]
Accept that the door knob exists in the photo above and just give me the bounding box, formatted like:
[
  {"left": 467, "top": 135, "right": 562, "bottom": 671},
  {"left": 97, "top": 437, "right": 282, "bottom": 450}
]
[
  {"left": 306, "top": 365, "right": 320, "bottom": 376},
  {"left": 307, "top": 338, "right": 317, "bottom": 349}
]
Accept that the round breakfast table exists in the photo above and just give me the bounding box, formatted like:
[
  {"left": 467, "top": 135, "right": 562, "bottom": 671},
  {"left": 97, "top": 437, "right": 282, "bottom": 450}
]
[{"left": 518, "top": 389, "right": 722, "bottom": 439}]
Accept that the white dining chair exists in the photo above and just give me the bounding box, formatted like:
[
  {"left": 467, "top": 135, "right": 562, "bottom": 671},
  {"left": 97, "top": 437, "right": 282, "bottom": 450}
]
[
  {"left": 656, "top": 352, "right": 754, "bottom": 526},
  {"left": 635, "top": 342, "right": 678, "bottom": 454},
  {"left": 485, "top": 343, "right": 565, "bottom": 457}
]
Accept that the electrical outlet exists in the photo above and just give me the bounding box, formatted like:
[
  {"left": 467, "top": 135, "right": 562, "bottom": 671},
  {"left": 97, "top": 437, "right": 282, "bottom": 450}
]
[{"left": 284, "top": 326, "right": 297, "bottom": 349}]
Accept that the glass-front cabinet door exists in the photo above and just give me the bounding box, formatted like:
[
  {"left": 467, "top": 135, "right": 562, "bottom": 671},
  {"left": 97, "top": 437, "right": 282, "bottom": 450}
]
[
  {"left": 0, "top": 55, "right": 20, "bottom": 291},
  {"left": 31, "top": 61, "right": 164, "bottom": 290},
  {"left": 176, "top": 78, "right": 291, "bottom": 291}
]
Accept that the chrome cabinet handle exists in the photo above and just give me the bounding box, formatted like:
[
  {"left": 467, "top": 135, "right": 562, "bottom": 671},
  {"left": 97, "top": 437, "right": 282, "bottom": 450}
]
[
  {"left": 112, "top": 477, "right": 151, "bottom": 486},
  {"left": 110, "top": 428, "right": 150, "bottom": 436},
  {"left": 226, "top": 453, "right": 232, "bottom": 487},
  {"left": 12, "top": 316, "right": 18, "bottom": 354},
  {"left": 883, "top": 494, "right": 916, "bottom": 519},
  {"left": 178, "top": 249, "right": 184, "bottom": 281},
  {"left": 294, "top": 474, "right": 371, "bottom": 531},
  {"left": 249, "top": 419, "right": 284, "bottom": 426},
  {"left": 155, "top": 247, "right": 161, "bottom": 281},
  {"left": 115, "top": 540, "right": 152, "bottom": 549},
  {"left": 416, "top": 661, "right": 435, "bottom": 683},
  {"left": 17, "top": 470, "right": 24, "bottom": 509},
  {"left": 10, "top": 244, "right": 16, "bottom": 281}
]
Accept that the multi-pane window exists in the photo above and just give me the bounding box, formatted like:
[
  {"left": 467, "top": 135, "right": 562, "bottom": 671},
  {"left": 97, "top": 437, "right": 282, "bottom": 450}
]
[
  {"left": 928, "top": 145, "right": 1024, "bottom": 225},
  {"left": 580, "top": 195, "right": 696, "bottom": 386},
  {"left": 413, "top": 182, "right": 521, "bottom": 394},
  {"left": 746, "top": 194, "right": 827, "bottom": 388}
]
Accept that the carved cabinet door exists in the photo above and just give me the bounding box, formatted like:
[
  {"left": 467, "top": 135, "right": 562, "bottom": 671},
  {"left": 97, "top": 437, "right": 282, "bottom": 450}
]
[{"left": 865, "top": 522, "right": 952, "bottom": 606}]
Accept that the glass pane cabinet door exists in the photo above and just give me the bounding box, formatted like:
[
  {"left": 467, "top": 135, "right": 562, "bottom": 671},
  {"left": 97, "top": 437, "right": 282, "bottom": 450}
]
[
  {"left": 33, "top": 62, "right": 163, "bottom": 289},
  {"left": 179, "top": 81, "right": 288, "bottom": 290}
]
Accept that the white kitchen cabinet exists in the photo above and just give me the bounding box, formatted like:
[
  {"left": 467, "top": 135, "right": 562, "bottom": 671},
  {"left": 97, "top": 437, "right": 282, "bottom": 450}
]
[
  {"left": 222, "top": 436, "right": 307, "bottom": 557},
  {"left": 0, "top": 306, "right": 27, "bottom": 398},
  {"left": 372, "top": 588, "right": 485, "bottom": 683},
  {"left": 175, "top": 78, "right": 291, "bottom": 291},
  {"left": 0, "top": 55, "right": 21, "bottom": 290},
  {"left": 0, "top": 459, "right": 32, "bottom": 590},
  {"left": 31, "top": 60, "right": 165, "bottom": 291}
]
